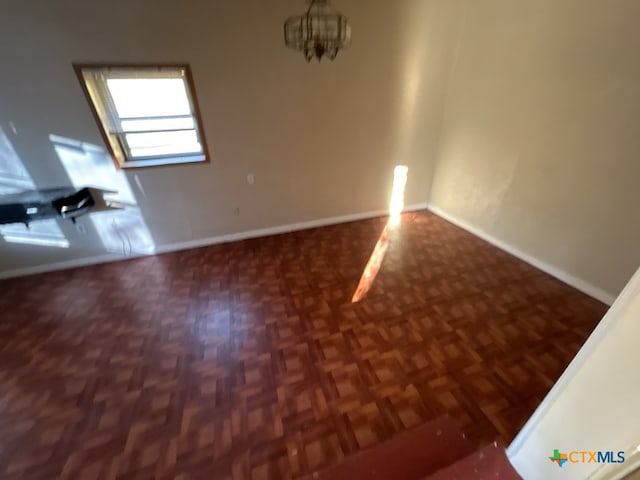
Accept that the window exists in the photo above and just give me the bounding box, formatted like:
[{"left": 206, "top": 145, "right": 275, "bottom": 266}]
[{"left": 74, "top": 64, "right": 209, "bottom": 169}]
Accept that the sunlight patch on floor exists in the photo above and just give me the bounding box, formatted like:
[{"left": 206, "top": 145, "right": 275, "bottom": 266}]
[{"left": 352, "top": 165, "right": 408, "bottom": 303}]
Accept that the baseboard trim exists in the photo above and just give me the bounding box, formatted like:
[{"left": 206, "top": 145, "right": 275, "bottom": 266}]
[
  {"left": 154, "top": 203, "right": 427, "bottom": 255},
  {"left": 0, "top": 203, "right": 428, "bottom": 280},
  {"left": 427, "top": 203, "right": 616, "bottom": 306}
]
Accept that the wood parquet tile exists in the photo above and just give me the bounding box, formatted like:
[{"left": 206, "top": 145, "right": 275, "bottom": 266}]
[{"left": 0, "top": 211, "right": 608, "bottom": 479}]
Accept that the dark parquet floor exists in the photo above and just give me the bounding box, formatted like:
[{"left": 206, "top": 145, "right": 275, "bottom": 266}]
[{"left": 0, "top": 211, "right": 608, "bottom": 479}]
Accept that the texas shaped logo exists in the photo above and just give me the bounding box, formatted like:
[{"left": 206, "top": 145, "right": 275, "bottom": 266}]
[{"left": 550, "top": 449, "right": 569, "bottom": 467}]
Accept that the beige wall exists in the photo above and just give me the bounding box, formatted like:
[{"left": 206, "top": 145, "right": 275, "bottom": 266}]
[
  {"left": 0, "top": 0, "right": 457, "bottom": 274},
  {"left": 429, "top": 0, "right": 640, "bottom": 298}
]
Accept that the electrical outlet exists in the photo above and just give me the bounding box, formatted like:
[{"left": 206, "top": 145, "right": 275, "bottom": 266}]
[{"left": 247, "top": 174, "right": 255, "bottom": 185}]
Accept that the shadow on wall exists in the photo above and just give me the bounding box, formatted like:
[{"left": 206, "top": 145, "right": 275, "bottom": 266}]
[
  {"left": 49, "top": 134, "right": 155, "bottom": 255},
  {"left": 0, "top": 125, "right": 155, "bottom": 256}
]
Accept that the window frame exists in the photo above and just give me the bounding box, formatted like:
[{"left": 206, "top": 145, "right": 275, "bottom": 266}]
[{"left": 73, "top": 63, "right": 210, "bottom": 170}]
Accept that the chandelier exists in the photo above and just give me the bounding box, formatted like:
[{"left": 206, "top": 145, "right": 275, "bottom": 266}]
[{"left": 284, "top": 0, "right": 352, "bottom": 62}]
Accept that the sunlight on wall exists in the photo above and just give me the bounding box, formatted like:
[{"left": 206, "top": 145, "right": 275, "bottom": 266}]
[
  {"left": 0, "top": 127, "right": 69, "bottom": 248},
  {"left": 352, "top": 165, "right": 409, "bottom": 303},
  {"left": 1, "top": 222, "right": 71, "bottom": 248},
  {"left": 389, "top": 165, "right": 408, "bottom": 227},
  {"left": 392, "top": 0, "right": 430, "bottom": 166},
  {"left": 50, "top": 134, "right": 155, "bottom": 255},
  {"left": 0, "top": 128, "right": 32, "bottom": 193}
]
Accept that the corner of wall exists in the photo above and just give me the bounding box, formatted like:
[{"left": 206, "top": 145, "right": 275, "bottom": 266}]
[{"left": 428, "top": 203, "right": 616, "bottom": 305}]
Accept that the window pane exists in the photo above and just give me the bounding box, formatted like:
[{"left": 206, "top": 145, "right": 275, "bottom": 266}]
[
  {"left": 125, "top": 130, "right": 202, "bottom": 158},
  {"left": 130, "top": 143, "right": 203, "bottom": 158},
  {"left": 120, "top": 117, "right": 194, "bottom": 132},
  {"left": 107, "top": 78, "right": 191, "bottom": 118}
]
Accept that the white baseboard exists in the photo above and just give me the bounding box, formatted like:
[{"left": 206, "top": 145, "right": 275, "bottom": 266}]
[
  {"left": 154, "top": 203, "right": 427, "bottom": 255},
  {"left": 428, "top": 203, "right": 616, "bottom": 306},
  {"left": 0, "top": 203, "right": 428, "bottom": 280}
]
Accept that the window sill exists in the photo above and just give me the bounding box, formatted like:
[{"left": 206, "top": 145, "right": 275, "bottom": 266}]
[{"left": 119, "top": 154, "right": 207, "bottom": 169}]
